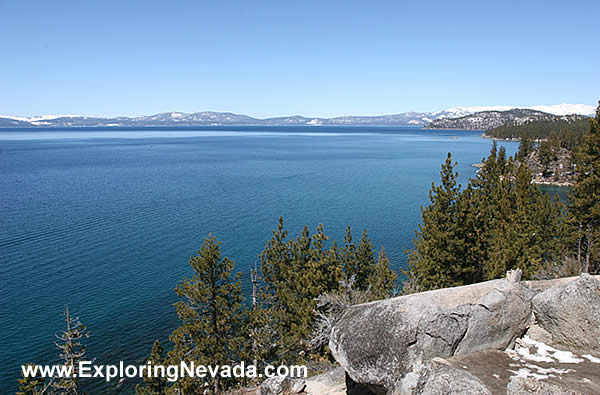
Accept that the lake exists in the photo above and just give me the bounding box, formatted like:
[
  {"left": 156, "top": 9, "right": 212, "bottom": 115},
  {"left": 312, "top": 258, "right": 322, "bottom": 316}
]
[{"left": 0, "top": 126, "right": 518, "bottom": 392}]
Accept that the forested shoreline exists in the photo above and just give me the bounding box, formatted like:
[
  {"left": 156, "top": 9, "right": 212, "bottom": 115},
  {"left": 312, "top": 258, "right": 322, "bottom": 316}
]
[
  {"left": 18, "top": 104, "right": 600, "bottom": 395},
  {"left": 482, "top": 114, "right": 592, "bottom": 186}
]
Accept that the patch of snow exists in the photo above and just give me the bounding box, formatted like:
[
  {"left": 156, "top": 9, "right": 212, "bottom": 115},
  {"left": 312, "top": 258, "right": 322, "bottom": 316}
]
[
  {"left": 553, "top": 350, "right": 584, "bottom": 364},
  {"left": 528, "top": 104, "right": 595, "bottom": 116},
  {"left": 510, "top": 367, "right": 549, "bottom": 380},
  {"left": 517, "top": 345, "right": 554, "bottom": 363},
  {"left": 583, "top": 354, "right": 600, "bottom": 363},
  {"left": 0, "top": 114, "right": 81, "bottom": 122},
  {"left": 524, "top": 363, "right": 574, "bottom": 375},
  {"left": 512, "top": 336, "right": 585, "bottom": 364}
]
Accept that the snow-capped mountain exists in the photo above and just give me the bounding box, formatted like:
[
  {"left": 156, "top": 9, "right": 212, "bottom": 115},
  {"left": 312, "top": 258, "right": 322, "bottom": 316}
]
[
  {"left": 437, "top": 104, "right": 595, "bottom": 118},
  {"left": 0, "top": 104, "right": 594, "bottom": 128},
  {"left": 425, "top": 109, "right": 588, "bottom": 131}
]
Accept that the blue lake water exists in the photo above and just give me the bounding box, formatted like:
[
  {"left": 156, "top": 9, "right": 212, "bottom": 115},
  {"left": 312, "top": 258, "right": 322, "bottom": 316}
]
[{"left": 0, "top": 126, "right": 518, "bottom": 393}]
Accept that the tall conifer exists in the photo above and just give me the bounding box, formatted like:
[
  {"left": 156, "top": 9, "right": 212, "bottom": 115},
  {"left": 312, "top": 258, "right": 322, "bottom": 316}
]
[
  {"left": 136, "top": 340, "right": 168, "bottom": 395},
  {"left": 406, "top": 153, "right": 462, "bottom": 291},
  {"left": 569, "top": 102, "right": 600, "bottom": 272},
  {"left": 169, "top": 235, "right": 246, "bottom": 393},
  {"left": 367, "top": 247, "right": 397, "bottom": 300}
]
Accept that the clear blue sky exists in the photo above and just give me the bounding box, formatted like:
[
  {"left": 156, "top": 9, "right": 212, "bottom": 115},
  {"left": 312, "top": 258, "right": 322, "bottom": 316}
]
[{"left": 1, "top": 0, "right": 598, "bottom": 118}]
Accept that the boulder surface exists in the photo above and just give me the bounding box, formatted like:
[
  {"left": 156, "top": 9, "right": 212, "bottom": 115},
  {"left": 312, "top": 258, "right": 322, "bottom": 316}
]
[
  {"left": 329, "top": 278, "right": 532, "bottom": 392},
  {"left": 532, "top": 273, "right": 600, "bottom": 352}
]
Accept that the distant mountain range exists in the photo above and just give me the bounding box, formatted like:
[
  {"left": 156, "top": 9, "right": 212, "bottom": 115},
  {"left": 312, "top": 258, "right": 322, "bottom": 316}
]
[
  {"left": 424, "top": 109, "right": 589, "bottom": 131},
  {"left": 0, "top": 104, "right": 594, "bottom": 128}
]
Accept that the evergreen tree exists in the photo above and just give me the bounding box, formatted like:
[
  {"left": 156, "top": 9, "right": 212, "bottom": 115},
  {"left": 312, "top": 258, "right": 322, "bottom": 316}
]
[
  {"left": 367, "top": 247, "right": 397, "bottom": 300},
  {"left": 454, "top": 184, "right": 487, "bottom": 284},
  {"left": 53, "top": 306, "right": 90, "bottom": 395},
  {"left": 135, "top": 340, "right": 168, "bottom": 395},
  {"left": 257, "top": 219, "right": 343, "bottom": 363},
  {"left": 497, "top": 145, "right": 508, "bottom": 174},
  {"left": 253, "top": 217, "right": 291, "bottom": 365},
  {"left": 340, "top": 226, "right": 356, "bottom": 282},
  {"left": 517, "top": 133, "right": 533, "bottom": 160},
  {"left": 407, "top": 144, "right": 567, "bottom": 290},
  {"left": 169, "top": 234, "right": 246, "bottom": 393},
  {"left": 349, "top": 230, "right": 376, "bottom": 291},
  {"left": 477, "top": 155, "right": 564, "bottom": 279},
  {"left": 406, "top": 153, "right": 463, "bottom": 291},
  {"left": 538, "top": 140, "right": 555, "bottom": 177},
  {"left": 569, "top": 102, "right": 600, "bottom": 273},
  {"left": 17, "top": 364, "right": 46, "bottom": 395},
  {"left": 260, "top": 216, "right": 289, "bottom": 297}
]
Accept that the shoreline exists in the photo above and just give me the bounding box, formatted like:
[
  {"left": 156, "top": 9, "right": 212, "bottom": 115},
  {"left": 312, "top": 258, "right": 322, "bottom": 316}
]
[
  {"left": 534, "top": 180, "right": 573, "bottom": 188},
  {"left": 471, "top": 163, "right": 573, "bottom": 188},
  {"left": 423, "top": 127, "right": 485, "bottom": 132},
  {"left": 480, "top": 133, "right": 519, "bottom": 141}
]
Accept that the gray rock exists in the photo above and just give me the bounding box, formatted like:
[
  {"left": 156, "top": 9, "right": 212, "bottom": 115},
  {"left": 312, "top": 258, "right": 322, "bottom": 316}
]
[
  {"left": 258, "top": 375, "right": 305, "bottom": 395},
  {"left": 521, "top": 274, "right": 599, "bottom": 293},
  {"left": 532, "top": 273, "right": 600, "bottom": 352},
  {"left": 393, "top": 358, "right": 491, "bottom": 395},
  {"left": 506, "top": 268, "right": 522, "bottom": 283},
  {"left": 258, "top": 367, "right": 348, "bottom": 395},
  {"left": 506, "top": 376, "right": 584, "bottom": 394},
  {"left": 329, "top": 279, "right": 532, "bottom": 392},
  {"left": 303, "top": 367, "right": 347, "bottom": 395}
]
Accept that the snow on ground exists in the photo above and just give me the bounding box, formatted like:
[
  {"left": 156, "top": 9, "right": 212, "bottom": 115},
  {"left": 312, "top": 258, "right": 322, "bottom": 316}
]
[
  {"left": 503, "top": 335, "right": 598, "bottom": 380},
  {"left": 511, "top": 336, "right": 585, "bottom": 364},
  {"left": 583, "top": 354, "right": 600, "bottom": 363}
]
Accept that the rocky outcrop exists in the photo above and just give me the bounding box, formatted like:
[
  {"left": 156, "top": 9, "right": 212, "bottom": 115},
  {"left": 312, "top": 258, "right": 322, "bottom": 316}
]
[
  {"left": 302, "top": 367, "right": 347, "bottom": 395},
  {"left": 393, "top": 358, "right": 492, "bottom": 395},
  {"left": 257, "top": 367, "right": 347, "bottom": 395},
  {"left": 329, "top": 273, "right": 600, "bottom": 394},
  {"left": 329, "top": 278, "right": 532, "bottom": 392},
  {"left": 532, "top": 273, "right": 600, "bottom": 352},
  {"left": 506, "top": 377, "right": 576, "bottom": 394}
]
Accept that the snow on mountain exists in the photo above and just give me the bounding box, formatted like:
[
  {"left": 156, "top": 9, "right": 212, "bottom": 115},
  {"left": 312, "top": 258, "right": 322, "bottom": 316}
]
[
  {"left": 527, "top": 104, "right": 595, "bottom": 116},
  {"left": 439, "top": 104, "right": 594, "bottom": 118},
  {"left": 0, "top": 114, "right": 81, "bottom": 122},
  {"left": 0, "top": 104, "right": 594, "bottom": 128},
  {"left": 425, "top": 109, "right": 588, "bottom": 131}
]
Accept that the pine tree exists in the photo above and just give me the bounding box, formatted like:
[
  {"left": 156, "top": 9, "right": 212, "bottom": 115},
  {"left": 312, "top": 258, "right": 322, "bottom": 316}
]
[
  {"left": 538, "top": 140, "right": 555, "bottom": 177},
  {"left": 260, "top": 216, "right": 289, "bottom": 297},
  {"left": 367, "top": 247, "right": 397, "bottom": 300},
  {"left": 17, "top": 364, "right": 46, "bottom": 395},
  {"left": 497, "top": 145, "right": 507, "bottom": 174},
  {"left": 135, "top": 340, "right": 168, "bottom": 395},
  {"left": 407, "top": 144, "right": 567, "bottom": 290},
  {"left": 53, "top": 306, "right": 90, "bottom": 395},
  {"left": 569, "top": 101, "right": 600, "bottom": 273},
  {"left": 169, "top": 234, "right": 246, "bottom": 393},
  {"left": 481, "top": 156, "right": 563, "bottom": 279},
  {"left": 454, "top": 184, "right": 487, "bottom": 284},
  {"left": 406, "top": 153, "right": 462, "bottom": 291},
  {"left": 517, "top": 133, "right": 533, "bottom": 160},
  {"left": 340, "top": 226, "right": 356, "bottom": 282},
  {"left": 254, "top": 217, "right": 291, "bottom": 365},
  {"left": 257, "top": 219, "right": 343, "bottom": 363},
  {"left": 350, "top": 230, "right": 376, "bottom": 291}
]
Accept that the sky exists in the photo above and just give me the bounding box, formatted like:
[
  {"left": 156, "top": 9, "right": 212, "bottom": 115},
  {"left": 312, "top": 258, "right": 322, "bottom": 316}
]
[{"left": 0, "top": 0, "right": 598, "bottom": 118}]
